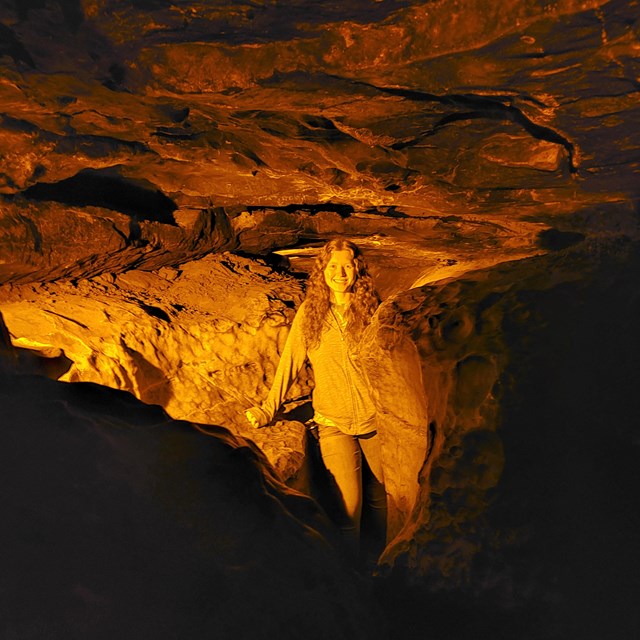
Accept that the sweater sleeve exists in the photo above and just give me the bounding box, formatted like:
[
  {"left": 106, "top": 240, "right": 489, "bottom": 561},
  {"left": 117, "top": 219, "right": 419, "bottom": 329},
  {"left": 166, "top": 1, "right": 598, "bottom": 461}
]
[{"left": 259, "top": 303, "right": 308, "bottom": 423}]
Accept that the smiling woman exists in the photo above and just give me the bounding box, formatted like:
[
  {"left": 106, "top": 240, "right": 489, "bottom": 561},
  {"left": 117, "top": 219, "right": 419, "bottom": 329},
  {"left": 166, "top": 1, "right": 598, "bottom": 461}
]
[
  {"left": 246, "top": 238, "right": 385, "bottom": 565},
  {"left": 325, "top": 249, "right": 356, "bottom": 294}
]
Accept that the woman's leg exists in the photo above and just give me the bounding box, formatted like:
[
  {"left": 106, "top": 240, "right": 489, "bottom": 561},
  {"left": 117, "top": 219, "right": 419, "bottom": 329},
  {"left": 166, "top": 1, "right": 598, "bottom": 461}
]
[
  {"left": 358, "top": 431, "right": 388, "bottom": 563},
  {"left": 317, "top": 424, "right": 362, "bottom": 558},
  {"left": 358, "top": 431, "right": 384, "bottom": 485}
]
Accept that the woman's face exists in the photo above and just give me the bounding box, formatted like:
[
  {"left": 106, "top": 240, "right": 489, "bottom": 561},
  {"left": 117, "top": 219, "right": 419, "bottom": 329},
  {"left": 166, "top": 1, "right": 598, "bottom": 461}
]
[{"left": 323, "top": 249, "right": 357, "bottom": 294}]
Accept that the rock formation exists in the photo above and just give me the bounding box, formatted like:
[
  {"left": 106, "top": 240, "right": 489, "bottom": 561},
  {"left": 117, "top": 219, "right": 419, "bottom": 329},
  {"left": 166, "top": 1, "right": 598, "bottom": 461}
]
[
  {"left": 369, "top": 237, "right": 640, "bottom": 640},
  {"left": 2, "top": 0, "right": 638, "bottom": 282},
  {"left": 0, "top": 252, "right": 313, "bottom": 478},
  {"left": 1, "top": 0, "right": 639, "bottom": 638},
  {"left": 0, "top": 319, "right": 381, "bottom": 640}
]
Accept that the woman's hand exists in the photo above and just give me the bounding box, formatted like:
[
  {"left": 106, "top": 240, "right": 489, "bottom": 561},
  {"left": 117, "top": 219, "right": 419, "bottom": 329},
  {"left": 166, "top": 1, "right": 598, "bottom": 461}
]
[
  {"left": 245, "top": 409, "right": 259, "bottom": 428},
  {"left": 245, "top": 406, "right": 269, "bottom": 428}
]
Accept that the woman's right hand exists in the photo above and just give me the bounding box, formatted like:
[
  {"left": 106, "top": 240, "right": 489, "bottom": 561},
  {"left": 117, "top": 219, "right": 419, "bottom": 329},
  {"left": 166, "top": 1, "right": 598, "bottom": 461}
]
[
  {"left": 245, "top": 409, "right": 259, "bottom": 428},
  {"left": 245, "top": 406, "right": 269, "bottom": 428}
]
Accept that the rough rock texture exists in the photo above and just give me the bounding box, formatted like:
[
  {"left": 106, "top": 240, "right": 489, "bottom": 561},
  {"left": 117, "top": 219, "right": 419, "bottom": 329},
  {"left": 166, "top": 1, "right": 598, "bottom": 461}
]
[
  {"left": 4, "top": 238, "right": 639, "bottom": 638},
  {"left": 0, "top": 329, "right": 380, "bottom": 640},
  {"left": 358, "top": 329, "right": 429, "bottom": 540},
  {"left": 1, "top": 0, "right": 639, "bottom": 280},
  {"left": 2, "top": 1, "right": 640, "bottom": 638},
  {"left": 0, "top": 252, "right": 315, "bottom": 481},
  {"left": 368, "top": 237, "right": 640, "bottom": 639}
]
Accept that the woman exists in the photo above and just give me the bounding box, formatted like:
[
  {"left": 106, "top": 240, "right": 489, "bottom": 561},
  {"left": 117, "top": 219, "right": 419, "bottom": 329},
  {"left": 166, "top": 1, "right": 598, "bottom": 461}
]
[{"left": 246, "top": 238, "right": 386, "bottom": 562}]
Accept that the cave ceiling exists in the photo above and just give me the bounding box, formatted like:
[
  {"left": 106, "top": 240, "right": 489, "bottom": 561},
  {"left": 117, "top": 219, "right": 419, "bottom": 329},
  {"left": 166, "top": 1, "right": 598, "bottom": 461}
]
[{"left": 0, "top": 0, "right": 639, "bottom": 284}]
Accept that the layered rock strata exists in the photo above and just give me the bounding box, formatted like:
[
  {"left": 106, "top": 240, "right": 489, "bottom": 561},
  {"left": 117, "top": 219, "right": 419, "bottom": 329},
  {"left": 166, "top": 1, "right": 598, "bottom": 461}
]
[{"left": 1, "top": 0, "right": 639, "bottom": 280}]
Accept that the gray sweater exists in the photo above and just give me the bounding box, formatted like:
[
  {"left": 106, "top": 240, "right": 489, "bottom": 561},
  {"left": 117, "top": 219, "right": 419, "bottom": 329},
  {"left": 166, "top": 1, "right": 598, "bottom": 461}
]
[{"left": 254, "top": 301, "right": 376, "bottom": 435}]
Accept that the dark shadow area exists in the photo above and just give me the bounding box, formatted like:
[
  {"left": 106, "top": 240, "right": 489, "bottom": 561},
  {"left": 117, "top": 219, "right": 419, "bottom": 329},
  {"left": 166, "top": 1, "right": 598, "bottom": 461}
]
[
  {"left": 138, "top": 303, "right": 172, "bottom": 323},
  {"left": 537, "top": 228, "right": 586, "bottom": 251},
  {"left": 0, "top": 369, "right": 380, "bottom": 639},
  {"left": 245, "top": 202, "right": 354, "bottom": 218},
  {"left": 0, "top": 22, "right": 35, "bottom": 67},
  {"left": 120, "top": 0, "right": 416, "bottom": 46},
  {"left": 14, "top": 0, "right": 83, "bottom": 29},
  {"left": 21, "top": 169, "right": 178, "bottom": 224},
  {"left": 234, "top": 110, "right": 349, "bottom": 142},
  {"left": 364, "top": 206, "right": 410, "bottom": 218},
  {"left": 15, "top": 346, "right": 73, "bottom": 380},
  {"left": 488, "top": 254, "right": 640, "bottom": 639}
]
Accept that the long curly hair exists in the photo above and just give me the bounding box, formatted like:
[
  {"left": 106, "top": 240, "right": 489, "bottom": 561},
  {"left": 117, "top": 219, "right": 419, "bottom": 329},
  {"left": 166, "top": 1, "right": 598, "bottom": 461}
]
[{"left": 302, "top": 238, "right": 380, "bottom": 348}]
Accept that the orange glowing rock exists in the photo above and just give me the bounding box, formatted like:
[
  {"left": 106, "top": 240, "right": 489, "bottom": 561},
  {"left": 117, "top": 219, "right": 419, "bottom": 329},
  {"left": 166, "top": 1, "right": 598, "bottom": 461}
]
[{"left": 0, "top": 252, "right": 311, "bottom": 481}]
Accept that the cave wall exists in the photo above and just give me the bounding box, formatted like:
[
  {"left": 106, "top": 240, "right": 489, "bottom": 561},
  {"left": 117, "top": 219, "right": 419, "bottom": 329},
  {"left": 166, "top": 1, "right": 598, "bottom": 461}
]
[
  {"left": 0, "top": 251, "right": 318, "bottom": 480},
  {"left": 0, "top": 329, "right": 382, "bottom": 640},
  {"left": 2, "top": 236, "right": 639, "bottom": 638},
  {"left": 368, "top": 237, "right": 640, "bottom": 638}
]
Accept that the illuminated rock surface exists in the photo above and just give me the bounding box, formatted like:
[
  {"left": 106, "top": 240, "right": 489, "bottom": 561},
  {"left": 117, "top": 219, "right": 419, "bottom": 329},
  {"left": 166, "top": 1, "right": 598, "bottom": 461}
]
[
  {"left": 0, "top": 252, "right": 314, "bottom": 481},
  {"left": 1, "top": 0, "right": 639, "bottom": 281},
  {"left": 1, "top": 0, "right": 640, "bottom": 638}
]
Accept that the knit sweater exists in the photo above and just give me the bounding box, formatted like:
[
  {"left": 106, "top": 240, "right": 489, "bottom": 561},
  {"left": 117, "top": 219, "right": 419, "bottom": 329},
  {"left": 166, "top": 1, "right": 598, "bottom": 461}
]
[{"left": 252, "top": 301, "right": 376, "bottom": 435}]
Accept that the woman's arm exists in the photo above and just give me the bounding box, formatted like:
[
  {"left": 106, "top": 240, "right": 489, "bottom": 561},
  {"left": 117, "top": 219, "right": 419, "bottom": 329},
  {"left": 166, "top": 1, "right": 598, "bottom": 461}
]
[{"left": 246, "top": 304, "right": 308, "bottom": 427}]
